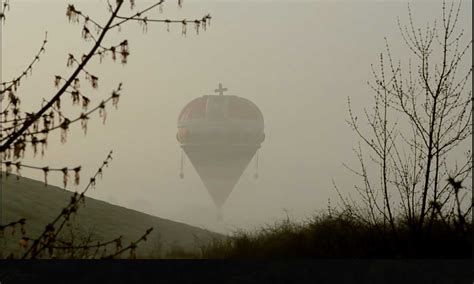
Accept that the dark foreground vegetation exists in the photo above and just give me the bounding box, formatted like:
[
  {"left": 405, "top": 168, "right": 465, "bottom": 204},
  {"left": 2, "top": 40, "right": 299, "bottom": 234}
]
[{"left": 192, "top": 212, "right": 471, "bottom": 259}]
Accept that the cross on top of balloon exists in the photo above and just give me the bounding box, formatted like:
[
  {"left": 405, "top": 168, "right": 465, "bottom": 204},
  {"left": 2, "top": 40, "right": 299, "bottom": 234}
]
[{"left": 214, "top": 83, "right": 228, "bottom": 96}]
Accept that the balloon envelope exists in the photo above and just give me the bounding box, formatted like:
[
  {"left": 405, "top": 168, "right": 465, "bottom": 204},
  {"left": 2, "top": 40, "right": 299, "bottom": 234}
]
[
  {"left": 182, "top": 144, "right": 259, "bottom": 208},
  {"left": 177, "top": 95, "right": 265, "bottom": 210}
]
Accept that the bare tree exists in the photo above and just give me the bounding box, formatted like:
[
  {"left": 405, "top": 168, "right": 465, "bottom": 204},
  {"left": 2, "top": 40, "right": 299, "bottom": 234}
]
[
  {"left": 341, "top": 0, "right": 471, "bottom": 241},
  {"left": 0, "top": 0, "right": 211, "bottom": 259}
]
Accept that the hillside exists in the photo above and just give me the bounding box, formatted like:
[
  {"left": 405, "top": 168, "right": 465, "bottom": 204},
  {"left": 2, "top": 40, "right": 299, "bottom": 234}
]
[{"left": 0, "top": 174, "right": 223, "bottom": 258}]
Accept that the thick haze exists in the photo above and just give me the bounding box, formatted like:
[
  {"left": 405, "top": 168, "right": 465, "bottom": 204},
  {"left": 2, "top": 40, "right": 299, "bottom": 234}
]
[{"left": 2, "top": 0, "right": 471, "bottom": 234}]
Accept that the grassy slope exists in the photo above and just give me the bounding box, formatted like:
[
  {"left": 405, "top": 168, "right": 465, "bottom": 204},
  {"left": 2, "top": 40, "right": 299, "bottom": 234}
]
[{"left": 0, "top": 175, "right": 222, "bottom": 258}]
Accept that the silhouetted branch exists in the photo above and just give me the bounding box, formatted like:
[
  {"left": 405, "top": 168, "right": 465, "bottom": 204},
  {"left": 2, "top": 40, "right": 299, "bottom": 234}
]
[
  {"left": 0, "top": 218, "right": 26, "bottom": 234},
  {"left": 0, "top": 0, "right": 9, "bottom": 22},
  {"left": 1, "top": 0, "right": 211, "bottom": 260},
  {"left": 342, "top": 0, "right": 471, "bottom": 240},
  {"left": 0, "top": 1, "right": 124, "bottom": 153},
  {"left": 102, "top": 227, "right": 153, "bottom": 259},
  {"left": 0, "top": 33, "right": 47, "bottom": 98},
  {"left": 20, "top": 151, "right": 112, "bottom": 259}
]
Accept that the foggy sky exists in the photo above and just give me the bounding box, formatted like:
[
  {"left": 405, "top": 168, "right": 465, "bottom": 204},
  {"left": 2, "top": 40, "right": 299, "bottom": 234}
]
[{"left": 2, "top": 0, "right": 471, "bottom": 233}]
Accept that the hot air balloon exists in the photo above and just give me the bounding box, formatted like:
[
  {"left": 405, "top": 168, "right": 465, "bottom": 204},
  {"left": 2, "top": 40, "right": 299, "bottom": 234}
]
[{"left": 177, "top": 84, "right": 265, "bottom": 221}]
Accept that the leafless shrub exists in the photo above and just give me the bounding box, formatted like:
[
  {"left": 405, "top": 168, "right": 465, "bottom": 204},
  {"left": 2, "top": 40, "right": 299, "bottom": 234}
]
[{"left": 339, "top": 0, "right": 471, "bottom": 241}]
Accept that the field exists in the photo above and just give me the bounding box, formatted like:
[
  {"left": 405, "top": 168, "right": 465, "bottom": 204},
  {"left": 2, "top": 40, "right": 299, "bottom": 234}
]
[{"left": 0, "top": 175, "right": 223, "bottom": 258}]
